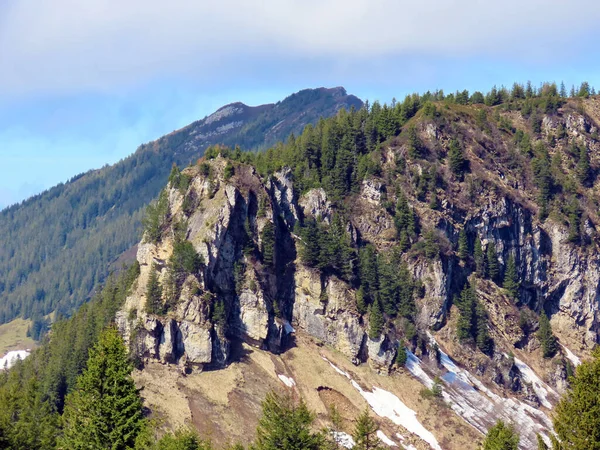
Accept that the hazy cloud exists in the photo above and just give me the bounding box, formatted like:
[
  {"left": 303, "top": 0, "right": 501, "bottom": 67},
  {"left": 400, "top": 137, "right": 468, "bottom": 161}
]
[{"left": 1, "top": 0, "right": 598, "bottom": 97}]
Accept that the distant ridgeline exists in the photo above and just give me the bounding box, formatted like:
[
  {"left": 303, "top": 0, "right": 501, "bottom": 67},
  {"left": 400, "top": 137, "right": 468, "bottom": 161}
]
[{"left": 0, "top": 87, "right": 362, "bottom": 329}]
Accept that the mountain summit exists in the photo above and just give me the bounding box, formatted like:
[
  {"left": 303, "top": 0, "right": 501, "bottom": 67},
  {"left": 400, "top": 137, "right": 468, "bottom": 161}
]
[{"left": 0, "top": 87, "right": 362, "bottom": 328}]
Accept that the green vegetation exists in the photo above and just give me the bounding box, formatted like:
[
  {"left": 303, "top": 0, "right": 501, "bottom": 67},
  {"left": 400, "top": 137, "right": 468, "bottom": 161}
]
[
  {"left": 145, "top": 263, "right": 163, "bottom": 314},
  {"left": 503, "top": 254, "right": 520, "bottom": 300},
  {"left": 58, "top": 327, "right": 146, "bottom": 449},
  {"left": 455, "top": 283, "right": 492, "bottom": 354},
  {"left": 553, "top": 348, "right": 600, "bottom": 449},
  {"left": 252, "top": 392, "right": 327, "bottom": 450},
  {"left": 352, "top": 409, "right": 383, "bottom": 450},
  {"left": 482, "top": 420, "right": 520, "bottom": 450},
  {"left": 0, "top": 262, "right": 140, "bottom": 449},
  {"left": 0, "top": 87, "right": 360, "bottom": 330},
  {"left": 260, "top": 222, "right": 276, "bottom": 267},
  {"left": 537, "top": 311, "right": 558, "bottom": 358}
]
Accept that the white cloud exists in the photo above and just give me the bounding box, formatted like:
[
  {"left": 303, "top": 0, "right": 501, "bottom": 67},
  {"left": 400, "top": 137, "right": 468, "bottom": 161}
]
[{"left": 0, "top": 0, "right": 598, "bottom": 96}]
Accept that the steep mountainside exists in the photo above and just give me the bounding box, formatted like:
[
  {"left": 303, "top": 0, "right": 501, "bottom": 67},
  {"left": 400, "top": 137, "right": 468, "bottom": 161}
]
[
  {"left": 116, "top": 92, "right": 600, "bottom": 449},
  {"left": 0, "top": 87, "right": 362, "bottom": 328}
]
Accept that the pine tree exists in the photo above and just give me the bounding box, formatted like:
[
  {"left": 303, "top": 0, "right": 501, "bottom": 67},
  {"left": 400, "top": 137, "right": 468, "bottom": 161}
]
[
  {"left": 352, "top": 409, "right": 383, "bottom": 450},
  {"left": 553, "top": 348, "right": 600, "bottom": 449},
  {"left": 368, "top": 300, "right": 384, "bottom": 339},
  {"left": 486, "top": 244, "right": 499, "bottom": 282},
  {"left": 482, "top": 420, "right": 519, "bottom": 450},
  {"left": 155, "top": 428, "right": 212, "bottom": 450},
  {"left": 458, "top": 228, "right": 469, "bottom": 261},
  {"left": 448, "top": 139, "right": 466, "bottom": 179},
  {"left": 261, "top": 222, "right": 276, "bottom": 266},
  {"left": 503, "top": 254, "right": 520, "bottom": 300},
  {"left": 145, "top": 263, "right": 163, "bottom": 314},
  {"left": 58, "top": 327, "right": 146, "bottom": 450},
  {"left": 537, "top": 311, "right": 558, "bottom": 358},
  {"left": 474, "top": 238, "right": 485, "bottom": 277},
  {"left": 252, "top": 392, "right": 325, "bottom": 450}
]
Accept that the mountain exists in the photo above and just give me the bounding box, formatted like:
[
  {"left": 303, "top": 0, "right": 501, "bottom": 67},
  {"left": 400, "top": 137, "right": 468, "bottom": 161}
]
[
  {"left": 0, "top": 87, "right": 362, "bottom": 328},
  {"left": 112, "top": 90, "right": 600, "bottom": 449},
  {"left": 2, "top": 84, "right": 600, "bottom": 450}
]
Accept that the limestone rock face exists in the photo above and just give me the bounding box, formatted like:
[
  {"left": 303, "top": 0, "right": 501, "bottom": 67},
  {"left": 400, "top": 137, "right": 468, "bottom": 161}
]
[
  {"left": 299, "top": 188, "right": 332, "bottom": 223},
  {"left": 292, "top": 266, "right": 365, "bottom": 361}
]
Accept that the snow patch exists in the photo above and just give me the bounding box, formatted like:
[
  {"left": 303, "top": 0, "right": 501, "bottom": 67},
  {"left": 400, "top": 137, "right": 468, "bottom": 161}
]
[
  {"left": 513, "top": 358, "right": 558, "bottom": 409},
  {"left": 350, "top": 380, "right": 441, "bottom": 450},
  {"left": 377, "top": 430, "right": 397, "bottom": 447},
  {"left": 332, "top": 431, "right": 355, "bottom": 449},
  {"left": 322, "top": 357, "right": 351, "bottom": 379},
  {"left": 561, "top": 345, "right": 581, "bottom": 366},
  {"left": 0, "top": 350, "right": 30, "bottom": 370},
  {"left": 277, "top": 374, "right": 296, "bottom": 387},
  {"left": 407, "top": 337, "right": 554, "bottom": 450}
]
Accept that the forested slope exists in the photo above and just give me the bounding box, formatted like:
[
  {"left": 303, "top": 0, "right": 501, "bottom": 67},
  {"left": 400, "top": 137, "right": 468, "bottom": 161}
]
[{"left": 0, "top": 87, "right": 361, "bottom": 330}]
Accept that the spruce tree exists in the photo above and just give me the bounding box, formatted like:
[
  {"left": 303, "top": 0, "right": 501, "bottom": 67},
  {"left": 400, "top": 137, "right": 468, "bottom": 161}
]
[
  {"left": 448, "top": 139, "right": 466, "bottom": 179},
  {"left": 352, "top": 409, "right": 383, "bottom": 450},
  {"left": 475, "top": 301, "right": 492, "bottom": 355},
  {"left": 395, "top": 346, "right": 407, "bottom": 367},
  {"left": 261, "top": 222, "right": 276, "bottom": 267},
  {"left": 553, "top": 348, "right": 600, "bottom": 450},
  {"left": 298, "top": 219, "right": 321, "bottom": 267},
  {"left": 474, "top": 238, "right": 485, "bottom": 277},
  {"left": 368, "top": 300, "right": 384, "bottom": 339},
  {"left": 145, "top": 263, "right": 163, "bottom": 314},
  {"left": 503, "top": 254, "right": 520, "bottom": 300},
  {"left": 58, "top": 327, "right": 146, "bottom": 450},
  {"left": 455, "top": 288, "right": 475, "bottom": 343},
  {"left": 458, "top": 228, "right": 469, "bottom": 261},
  {"left": 537, "top": 311, "right": 558, "bottom": 358},
  {"left": 486, "top": 244, "right": 499, "bottom": 282},
  {"left": 482, "top": 420, "right": 519, "bottom": 450},
  {"left": 576, "top": 145, "right": 591, "bottom": 186},
  {"left": 252, "top": 392, "right": 325, "bottom": 450}
]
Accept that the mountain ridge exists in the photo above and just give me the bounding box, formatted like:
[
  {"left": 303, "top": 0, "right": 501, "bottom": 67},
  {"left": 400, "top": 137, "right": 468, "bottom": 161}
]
[{"left": 0, "top": 87, "right": 362, "bottom": 329}]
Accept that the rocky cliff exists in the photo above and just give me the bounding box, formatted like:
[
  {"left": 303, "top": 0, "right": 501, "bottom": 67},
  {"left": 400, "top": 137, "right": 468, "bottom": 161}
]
[{"left": 118, "top": 96, "right": 600, "bottom": 449}]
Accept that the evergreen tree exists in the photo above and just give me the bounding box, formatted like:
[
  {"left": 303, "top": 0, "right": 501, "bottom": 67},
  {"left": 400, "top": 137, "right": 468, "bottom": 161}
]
[
  {"left": 553, "top": 348, "right": 600, "bottom": 449},
  {"left": 359, "top": 245, "right": 379, "bottom": 303},
  {"left": 537, "top": 311, "right": 558, "bottom": 358},
  {"left": 368, "top": 300, "right": 384, "bottom": 339},
  {"left": 576, "top": 145, "right": 591, "bottom": 186},
  {"left": 145, "top": 263, "right": 163, "bottom": 314},
  {"left": 474, "top": 238, "right": 485, "bottom": 277},
  {"left": 458, "top": 228, "right": 469, "bottom": 261},
  {"left": 486, "top": 244, "right": 499, "bottom": 282},
  {"left": 252, "top": 392, "right": 326, "bottom": 450},
  {"left": 261, "top": 222, "right": 276, "bottom": 266},
  {"left": 155, "top": 428, "right": 212, "bottom": 450},
  {"left": 455, "top": 288, "right": 475, "bottom": 343},
  {"left": 475, "top": 301, "right": 493, "bottom": 355},
  {"left": 448, "top": 139, "right": 466, "bottom": 179},
  {"left": 298, "top": 219, "right": 321, "bottom": 267},
  {"left": 503, "top": 254, "right": 520, "bottom": 300},
  {"left": 406, "top": 126, "right": 422, "bottom": 159},
  {"left": 395, "top": 346, "right": 407, "bottom": 367},
  {"left": 352, "top": 409, "right": 383, "bottom": 450},
  {"left": 58, "top": 327, "right": 146, "bottom": 450},
  {"left": 482, "top": 420, "right": 519, "bottom": 450}
]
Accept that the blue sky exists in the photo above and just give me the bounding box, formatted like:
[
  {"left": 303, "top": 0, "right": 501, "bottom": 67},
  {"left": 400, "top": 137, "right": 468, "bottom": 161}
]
[{"left": 1, "top": 0, "right": 600, "bottom": 209}]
